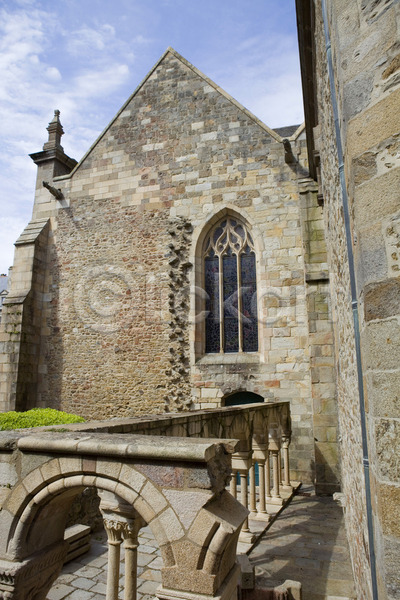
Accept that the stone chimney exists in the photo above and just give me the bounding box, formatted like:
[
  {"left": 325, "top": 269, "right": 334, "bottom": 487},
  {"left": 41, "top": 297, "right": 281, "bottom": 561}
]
[{"left": 29, "top": 110, "right": 77, "bottom": 218}]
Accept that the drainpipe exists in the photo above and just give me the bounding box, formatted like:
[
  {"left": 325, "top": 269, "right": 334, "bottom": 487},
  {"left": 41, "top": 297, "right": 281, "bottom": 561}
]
[{"left": 320, "top": 1, "right": 379, "bottom": 598}]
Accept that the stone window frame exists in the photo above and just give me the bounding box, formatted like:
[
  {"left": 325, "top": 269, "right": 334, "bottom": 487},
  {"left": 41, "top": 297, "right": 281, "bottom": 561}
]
[{"left": 191, "top": 207, "right": 261, "bottom": 363}]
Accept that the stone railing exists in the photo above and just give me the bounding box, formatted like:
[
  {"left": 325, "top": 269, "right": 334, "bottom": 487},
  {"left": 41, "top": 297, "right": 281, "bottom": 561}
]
[{"left": 0, "top": 401, "right": 292, "bottom": 600}]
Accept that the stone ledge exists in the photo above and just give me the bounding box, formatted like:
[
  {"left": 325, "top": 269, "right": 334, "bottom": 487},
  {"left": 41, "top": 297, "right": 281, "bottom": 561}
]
[{"left": 17, "top": 432, "right": 239, "bottom": 462}]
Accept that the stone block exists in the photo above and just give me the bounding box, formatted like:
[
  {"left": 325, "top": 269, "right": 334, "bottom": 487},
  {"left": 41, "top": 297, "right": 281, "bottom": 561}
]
[
  {"left": 22, "top": 468, "right": 44, "bottom": 494},
  {"left": 58, "top": 457, "right": 83, "bottom": 476},
  {"left": 3, "top": 482, "right": 29, "bottom": 516},
  {"left": 96, "top": 457, "right": 122, "bottom": 481},
  {"left": 375, "top": 418, "right": 400, "bottom": 481},
  {"left": 119, "top": 464, "right": 146, "bottom": 494},
  {"left": 0, "top": 460, "right": 18, "bottom": 489},
  {"left": 135, "top": 462, "right": 185, "bottom": 489},
  {"left": 157, "top": 507, "right": 185, "bottom": 543},
  {"left": 354, "top": 168, "right": 400, "bottom": 224},
  {"left": 163, "top": 489, "right": 212, "bottom": 530},
  {"left": 133, "top": 495, "right": 156, "bottom": 524},
  {"left": 364, "top": 278, "right": 400, "bottom": 321},
  {"left": 378, "top": 482, "right": 400, "bottom": 537},
  {"left": 383, "top": 536, "right": 400, "bottom": 599},
  {"left": 141, "top": 481, "right": 168, "bottom": 514},
  {"left": 347, "top": 88, "right": 400, "bottom": 159},
  {"left": 364, "top": 319, "right": 400, "bottom": 371},
  {"left": 367, "top": 371, "right": 400, "bottom": 418}
]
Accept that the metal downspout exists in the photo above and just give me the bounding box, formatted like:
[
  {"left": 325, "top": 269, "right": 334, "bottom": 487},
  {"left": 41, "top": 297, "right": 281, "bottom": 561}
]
[{"left": 320, "top": 1, "right": 379, "bottom": 598}]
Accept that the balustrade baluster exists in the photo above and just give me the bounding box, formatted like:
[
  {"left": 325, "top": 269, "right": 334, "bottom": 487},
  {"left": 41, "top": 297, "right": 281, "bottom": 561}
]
[
  {"left": 281, "top": 433, "right": 292, "bottom": 490},
  {"left": 257, "top": 457, "right": 268, "bottom": 517},
  {"left": 249, "top": 462, "right": 257, "bottom": 518},
  {"left": 239, "top": 470, "right": 250, "bottom": 533},
  {"left": 265, "top": 450, "right": 271, "bottom": 501},
  {"left": 230, "top": 469, "right": 238, "bottom": 498},
  {"left": 271, "top": 449, "right": 281, "bottom": 501},
  {"left": 278, "top": 450, "right": 282, "bottom": 486}
]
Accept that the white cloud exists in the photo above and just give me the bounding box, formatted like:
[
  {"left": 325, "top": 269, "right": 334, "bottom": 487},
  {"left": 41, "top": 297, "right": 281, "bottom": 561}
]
[
  {"left": 71, "top": 64, "right": 130, "bottom": 99},
  {"left": 46, "top": 66, "right": 62, "bottom": 81},
  {"left": 67, "top": 24, "right": 117, "bottom": 55},
  {"left": 0, "top": 216, "right": 32, "bottom": 274},
  {"left": 0, "top": 4, "right": 136, "bottom": 272},
  {"left": 0, "top": 0, "right": 305, "bottom": 273},
  {"left": 208, "top": 31, "right": 303, "bottom": 127}
]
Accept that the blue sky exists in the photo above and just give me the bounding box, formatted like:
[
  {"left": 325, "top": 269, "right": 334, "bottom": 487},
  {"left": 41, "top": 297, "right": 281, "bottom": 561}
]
[{"left": 0, "top": 0, "right": 303, "bottom": 274}]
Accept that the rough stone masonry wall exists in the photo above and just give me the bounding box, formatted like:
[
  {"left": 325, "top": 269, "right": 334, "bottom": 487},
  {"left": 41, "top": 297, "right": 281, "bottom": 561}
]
[
  {"left": 314, "top": 0, "right": 400, "bottom": 598},
  {"left": 7, "top": 49, "right": 338, "bottom": 485},
  {"left": 0, "top": 220, "right": 50, "bottom": 412}
]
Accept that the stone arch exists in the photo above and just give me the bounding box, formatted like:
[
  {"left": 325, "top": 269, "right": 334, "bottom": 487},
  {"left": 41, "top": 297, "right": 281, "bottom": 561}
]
[
  {"left": 3, "top": 460, "right": 172, "bottom": 563},
  {"left": 223, "top": 391, "right": 265, "bottom": 406},
  {"left": 1, "top": 450, "right": 248, "bottom": 600},
  {"left": 191, "top": 204, "right": 264, "bottom": 262}
]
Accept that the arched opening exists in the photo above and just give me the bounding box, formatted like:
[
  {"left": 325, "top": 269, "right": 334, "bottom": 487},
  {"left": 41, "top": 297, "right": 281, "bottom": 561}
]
[
  {"left": 203, "top": 216, "right": 258, "bottom": 354},
  {"left": 3, "top": 456, "right": 247, "bottom": 600},
  {"left": 223, "top": 391, "right": 264, "bottom": 406},
  {"left": 192, "top": 207, "right": 262, "bottom": 361},
  {"left": 5, "top": 470, "right": 170, "bottom": 600}
]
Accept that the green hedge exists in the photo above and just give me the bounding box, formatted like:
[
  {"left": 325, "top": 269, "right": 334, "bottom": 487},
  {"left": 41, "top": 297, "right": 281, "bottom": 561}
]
[{"left": 0, "top": 408, "right": 85, "bottom": 430}]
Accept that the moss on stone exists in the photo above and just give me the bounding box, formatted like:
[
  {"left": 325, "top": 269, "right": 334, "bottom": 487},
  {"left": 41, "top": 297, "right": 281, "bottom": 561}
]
[{"left": 0, "top": 408, "right": 85, "bottom": 430}]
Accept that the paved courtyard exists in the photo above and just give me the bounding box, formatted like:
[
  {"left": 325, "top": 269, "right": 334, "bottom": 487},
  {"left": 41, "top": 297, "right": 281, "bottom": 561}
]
[
  {"left": 47, "top": 525, "right": 162, "bottom": 600},
  {"left": 47, "top": 491, "right": 356, "bottom": 600},
  {"left": 249, "top": 491, "right": 356, "bottom": 600}
]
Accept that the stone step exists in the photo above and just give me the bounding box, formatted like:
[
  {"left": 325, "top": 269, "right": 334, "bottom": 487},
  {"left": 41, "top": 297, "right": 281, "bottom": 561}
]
[{"left": 64, "top": 524, "right": 91, "bottom": 564}]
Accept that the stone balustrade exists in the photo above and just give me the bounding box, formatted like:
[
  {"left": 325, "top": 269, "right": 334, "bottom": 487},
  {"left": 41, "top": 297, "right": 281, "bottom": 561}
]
[{"left": 0, "top": 401, "right": 292, "bottom": 599}]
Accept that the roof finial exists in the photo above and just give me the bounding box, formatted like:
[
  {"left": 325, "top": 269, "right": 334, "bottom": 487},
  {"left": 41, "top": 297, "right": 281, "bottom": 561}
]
[{"left": 43, "top": 109, "right": 64, "bottom": 151}]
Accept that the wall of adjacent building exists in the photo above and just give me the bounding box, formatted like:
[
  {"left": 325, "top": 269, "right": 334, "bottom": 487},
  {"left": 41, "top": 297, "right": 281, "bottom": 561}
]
[{"left": 312, "top": 0, "right": 400, "bottom": 597}]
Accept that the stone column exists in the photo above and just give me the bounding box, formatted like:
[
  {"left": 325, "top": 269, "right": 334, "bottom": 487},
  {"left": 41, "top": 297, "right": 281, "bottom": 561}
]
[
  {"left": 230, "top": 470, "right": 238, "bottom": 498},
  {"left": 252, "top": 446, "right": 269, "bottom": 520},
  {"left": 103, "top": 518, "right": 123, "bottom": 600},
  {"left": 268, "top": 422, "right": 283, "bottom": 506},
  {"left": 281, "top": 433, "right": 292, "bottom": 491},
  {"left": 100, "top": 490, "right": 146, "bottom": 600},
  {"left": 231, "top": 452, "right": 255, "bottom": 542},
  {"left": 122, "top": 518, "right": 145, "bottom": 600}
]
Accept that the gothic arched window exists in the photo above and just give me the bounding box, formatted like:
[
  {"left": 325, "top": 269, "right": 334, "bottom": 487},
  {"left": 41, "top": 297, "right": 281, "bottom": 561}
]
[{"left": 203, "top": 217, "right": 258, "bottom": 353}]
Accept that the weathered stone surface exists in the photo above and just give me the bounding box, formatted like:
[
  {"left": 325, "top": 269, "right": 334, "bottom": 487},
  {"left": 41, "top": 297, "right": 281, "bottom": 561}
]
[
  {"left": 367, "top": 371, "right": 400, "bottom": 418},
  {"left": 378, "top": 482, "right": 400, "bottom": 537},
  {"left": 375, "top": 418, "right": 400, "bottom": 481},
  {"left": 364, "top": 278, "right": 400, "bottom": 321},
  {"left": 364, "top": 319, "right": 400, "bottom": 371}
]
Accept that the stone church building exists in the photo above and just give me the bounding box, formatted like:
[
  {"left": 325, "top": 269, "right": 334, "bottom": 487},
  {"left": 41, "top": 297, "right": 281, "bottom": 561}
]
[
  {"left": 0, "top": 48, "right": 338, "bottom": 492},
  {"left": 1, "top": 0, "right": 400, "bottom": 596}
]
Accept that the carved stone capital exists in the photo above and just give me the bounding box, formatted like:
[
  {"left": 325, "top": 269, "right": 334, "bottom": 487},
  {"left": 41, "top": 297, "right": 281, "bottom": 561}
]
[{"left": 103, "top": 518, "right": 124, "bottom": 545}]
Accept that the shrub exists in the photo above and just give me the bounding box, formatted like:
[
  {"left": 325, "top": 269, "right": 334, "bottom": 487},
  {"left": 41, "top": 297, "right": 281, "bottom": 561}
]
[{"left": 0, "top": 408, "right": 85, "bottom": 430}]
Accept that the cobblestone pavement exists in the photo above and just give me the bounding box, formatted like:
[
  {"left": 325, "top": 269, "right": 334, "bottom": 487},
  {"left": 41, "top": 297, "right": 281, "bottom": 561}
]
[
  {"left": 248, "top": 491, "right": 357, "bottom": 600},
  {"left": 47, "top": 491, "right": 356, "bottom": 600},
  {"left": 47, "top": 525, "right": 161, "bottom": 600}
]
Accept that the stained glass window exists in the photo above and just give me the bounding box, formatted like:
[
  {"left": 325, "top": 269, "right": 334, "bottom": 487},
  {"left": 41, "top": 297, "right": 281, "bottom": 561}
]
[{"left": 203, "top": 217, "right": 258, "bottom": 353}]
